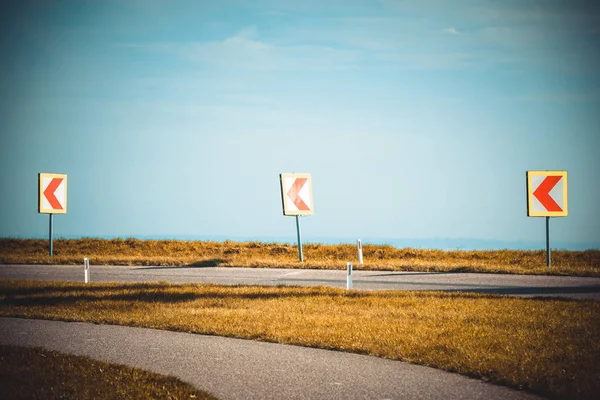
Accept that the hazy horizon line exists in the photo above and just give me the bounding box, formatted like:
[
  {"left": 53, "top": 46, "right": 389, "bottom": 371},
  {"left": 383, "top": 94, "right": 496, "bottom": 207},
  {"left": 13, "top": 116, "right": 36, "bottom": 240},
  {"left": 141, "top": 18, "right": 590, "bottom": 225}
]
[{"left": 2, "top": 234, "right": 598, "bottom": 251}]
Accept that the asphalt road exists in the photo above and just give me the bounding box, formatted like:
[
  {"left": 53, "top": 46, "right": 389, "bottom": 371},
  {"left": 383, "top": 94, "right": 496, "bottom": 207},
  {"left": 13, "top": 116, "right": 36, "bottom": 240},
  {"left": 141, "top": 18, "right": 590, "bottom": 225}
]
[
  {"left": 0, "top": 317, "right": 544, "bottom": 400},
  {"left": 1, "top": 264, "right": 600, "bottom": 299},
  {"left": 1, "top": 264, "right": 595, "bottom": 399}
]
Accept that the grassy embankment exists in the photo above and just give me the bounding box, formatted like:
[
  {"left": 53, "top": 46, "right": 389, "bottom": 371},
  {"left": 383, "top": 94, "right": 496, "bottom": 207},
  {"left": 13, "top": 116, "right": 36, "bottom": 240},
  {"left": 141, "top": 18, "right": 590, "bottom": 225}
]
[
  {"left": 0, "top": 345, "right": 217, "bottom": 400},
  {"left": 1, "top": 280, "right": 599, "bottom": 400},
  {"left": 1, "top": 238, "right": 599, "bottom": 276}
]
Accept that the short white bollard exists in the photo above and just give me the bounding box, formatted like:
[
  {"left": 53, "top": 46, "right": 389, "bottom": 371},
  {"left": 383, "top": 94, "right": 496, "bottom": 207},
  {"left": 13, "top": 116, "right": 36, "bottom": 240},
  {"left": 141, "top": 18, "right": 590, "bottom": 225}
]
[
  {"left": 347, "top": 262, "right": 353, "bottom": 290},
  {"left": 84, "top": 258, "right": 90, "bottom": 283},
  {"left": 357, "top": 239, "right": 363, "bottom": 265}
]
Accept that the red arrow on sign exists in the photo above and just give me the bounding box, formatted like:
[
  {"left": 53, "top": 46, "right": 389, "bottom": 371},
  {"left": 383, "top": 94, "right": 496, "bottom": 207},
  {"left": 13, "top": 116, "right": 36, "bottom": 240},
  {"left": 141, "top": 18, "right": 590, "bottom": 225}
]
[
  {"left": 533, "top": 175, "right": 562, "bottom": 212},
  {"left": 287, "top": 178, "right": 310, "bottom": 211},
  {"left": 43, "top": 178, "right": 64, "bottom": 210}
]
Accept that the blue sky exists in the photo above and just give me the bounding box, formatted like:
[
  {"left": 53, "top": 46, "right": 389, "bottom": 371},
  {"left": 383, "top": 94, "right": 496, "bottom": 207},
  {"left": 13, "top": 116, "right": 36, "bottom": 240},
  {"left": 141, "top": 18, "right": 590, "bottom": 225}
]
[{"left": 1, "top": 0, "right": 599, "bottom": 250}]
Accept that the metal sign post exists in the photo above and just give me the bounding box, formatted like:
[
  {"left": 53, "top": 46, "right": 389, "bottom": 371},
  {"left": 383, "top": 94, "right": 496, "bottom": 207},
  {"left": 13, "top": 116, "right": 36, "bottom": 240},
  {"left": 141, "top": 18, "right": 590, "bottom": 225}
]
[
  {"left": 295, "top": 215, "right": 303, "bottom": 262},
  {"left": 526, "top": 171, "right": 568, "bottom": 268},
  {"left": 280, "top": 173, "right": 314, "bottom": 263},
  {"left": 49, "top": 214, "right": 53, "bottom": 256},
  {"left": 39, "top": 173, "right": 67, "bottom": 257},
  {"left": 546, "top": 217, "right": 551, "bottom": 267}
]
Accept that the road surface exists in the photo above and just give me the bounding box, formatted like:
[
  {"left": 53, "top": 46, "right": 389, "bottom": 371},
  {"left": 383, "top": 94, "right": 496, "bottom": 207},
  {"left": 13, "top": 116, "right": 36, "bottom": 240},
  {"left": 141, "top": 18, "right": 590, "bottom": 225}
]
[
  {"left": 0, "top": 317, "right": 544, "bottom": 400},
  {"left": 1, "top": 264, "right": 599, "bottom": 299}
]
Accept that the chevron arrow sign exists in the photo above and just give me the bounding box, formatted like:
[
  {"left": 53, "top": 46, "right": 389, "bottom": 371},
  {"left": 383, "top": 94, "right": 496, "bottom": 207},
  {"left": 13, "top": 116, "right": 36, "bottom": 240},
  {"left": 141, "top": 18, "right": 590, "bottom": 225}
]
[
  {"left": 527, "top": 170, "right": 567, "bottom": 217},
  {"left": 39, "top": 173, "right": 67, "bottom": 214},
  {"left": 280, "top": 173, "right": 314, "bottom": 216}
]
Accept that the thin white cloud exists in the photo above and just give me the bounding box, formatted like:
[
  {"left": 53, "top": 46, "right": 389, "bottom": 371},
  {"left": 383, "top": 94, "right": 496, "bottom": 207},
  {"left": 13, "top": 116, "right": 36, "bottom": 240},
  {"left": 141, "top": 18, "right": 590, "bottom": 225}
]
[
  {"left": 273, "top": 19, "right": 483, "bottom": 70},
  {"left": 442, "top": 27, "right": 460, "bottom": 36},
  {"left": 118, "top": 0, "right": 600, "bottom": 76},
  {"left": 122, "top": 28, "right": 362, "bottom": 71}
]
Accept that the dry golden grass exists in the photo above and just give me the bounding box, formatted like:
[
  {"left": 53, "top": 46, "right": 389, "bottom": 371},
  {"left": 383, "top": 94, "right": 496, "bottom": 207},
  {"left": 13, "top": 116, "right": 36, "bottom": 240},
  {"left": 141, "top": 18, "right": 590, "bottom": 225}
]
[
  {"left": 1, "top": 280, "right": 598, "bottom": 400},
  {"left": 0, "top": 345, "right": 218, "bottom": 399},
  {"left": 1, "top": 238, "right": 599, "bottom": 276}
]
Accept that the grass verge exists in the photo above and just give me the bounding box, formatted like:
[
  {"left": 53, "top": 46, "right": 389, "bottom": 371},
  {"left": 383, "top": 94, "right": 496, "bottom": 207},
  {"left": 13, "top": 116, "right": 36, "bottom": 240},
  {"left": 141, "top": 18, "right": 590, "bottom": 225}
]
[
  {"left": 0, "top": 345, "right": 217, "bottom": 400},
  {"left": 1, "top": 238, "right": 599, "bottom": 276},
  {"left": 1, "top": 280, "right": 599, "bottom": 399}
]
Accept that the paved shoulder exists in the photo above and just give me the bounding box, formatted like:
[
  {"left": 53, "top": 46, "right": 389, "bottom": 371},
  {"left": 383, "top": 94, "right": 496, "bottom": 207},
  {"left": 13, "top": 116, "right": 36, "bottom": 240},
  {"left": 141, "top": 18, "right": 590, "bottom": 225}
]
[
  {"left": 2, "top": 264, "right": 600, "bottom": 299},
  {"left": 0, "top": 317, "right": 543, "bottom": 400}
]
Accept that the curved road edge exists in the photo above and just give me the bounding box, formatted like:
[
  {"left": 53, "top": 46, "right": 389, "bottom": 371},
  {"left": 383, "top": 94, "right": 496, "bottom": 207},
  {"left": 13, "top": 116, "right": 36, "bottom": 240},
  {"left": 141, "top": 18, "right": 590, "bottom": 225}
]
[{"left": 0, "top": 317, "right": 544, "bottom": 400}]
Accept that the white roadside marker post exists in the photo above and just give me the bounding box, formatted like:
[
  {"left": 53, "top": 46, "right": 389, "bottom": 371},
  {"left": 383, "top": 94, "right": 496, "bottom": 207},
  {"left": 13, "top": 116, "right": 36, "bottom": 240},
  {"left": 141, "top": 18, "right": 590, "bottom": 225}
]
[
  {"left": 347, "top": 262, "right": 353, "bottom": 290},
  {"left": 357, "top": 239, "right": 363, "bottom": 265},
  {"left": 84, "top": 258, "right": 90, "bottom": 283}
]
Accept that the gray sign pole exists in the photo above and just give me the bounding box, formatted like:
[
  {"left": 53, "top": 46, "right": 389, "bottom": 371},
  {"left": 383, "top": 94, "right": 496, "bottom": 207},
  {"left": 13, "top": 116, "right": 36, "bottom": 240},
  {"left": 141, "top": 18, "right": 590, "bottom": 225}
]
[
  {"left": 295, "top": 215, "right": 303, "bottom": 262},
  {"left": 546, "top": 216, "right": 550, "bottom": 267},
  {"left": 49, "top": 214, "right": 54, "bottom": 256}
]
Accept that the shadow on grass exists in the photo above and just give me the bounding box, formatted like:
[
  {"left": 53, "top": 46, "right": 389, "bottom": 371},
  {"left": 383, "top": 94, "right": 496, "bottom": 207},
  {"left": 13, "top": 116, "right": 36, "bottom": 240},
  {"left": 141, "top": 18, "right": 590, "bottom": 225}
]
[
  {"left": 0, "top": 282, "right": 175, "bottom": 297},
  {"left": 448, "top": 285, "right": 600, "bottom": 296},
  {"left": 0, "top": 282, "right": 361, "bottom": 307}
]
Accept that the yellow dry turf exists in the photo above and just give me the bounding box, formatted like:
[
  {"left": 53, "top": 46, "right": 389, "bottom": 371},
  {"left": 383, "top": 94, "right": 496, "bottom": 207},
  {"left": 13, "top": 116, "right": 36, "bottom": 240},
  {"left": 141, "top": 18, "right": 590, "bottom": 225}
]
[
  {"left": 0, "top": 345, "right": 218, "bottom": 400},
  {"left": 1, "top": 280, "right": 598, "bottom": 400},
  {"left": 1, "top": 238, "right": 599, "bottom": 276}
]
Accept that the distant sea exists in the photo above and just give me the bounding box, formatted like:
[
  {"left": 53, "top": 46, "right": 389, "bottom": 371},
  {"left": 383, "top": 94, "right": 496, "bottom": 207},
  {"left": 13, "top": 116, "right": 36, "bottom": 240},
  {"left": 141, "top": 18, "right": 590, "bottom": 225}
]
[{"left": 33, "top": 234, "right": 600, "bottom": 251}]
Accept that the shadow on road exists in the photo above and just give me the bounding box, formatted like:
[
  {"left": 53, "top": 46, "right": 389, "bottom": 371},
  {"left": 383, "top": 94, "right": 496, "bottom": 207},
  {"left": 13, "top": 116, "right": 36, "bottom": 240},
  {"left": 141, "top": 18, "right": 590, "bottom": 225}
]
[
  {"left": 135, "top": 259, "right": 225, "bottom": 270},
  {"left": 368, "top": 271, "right": 460, "bottom": 277}
]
